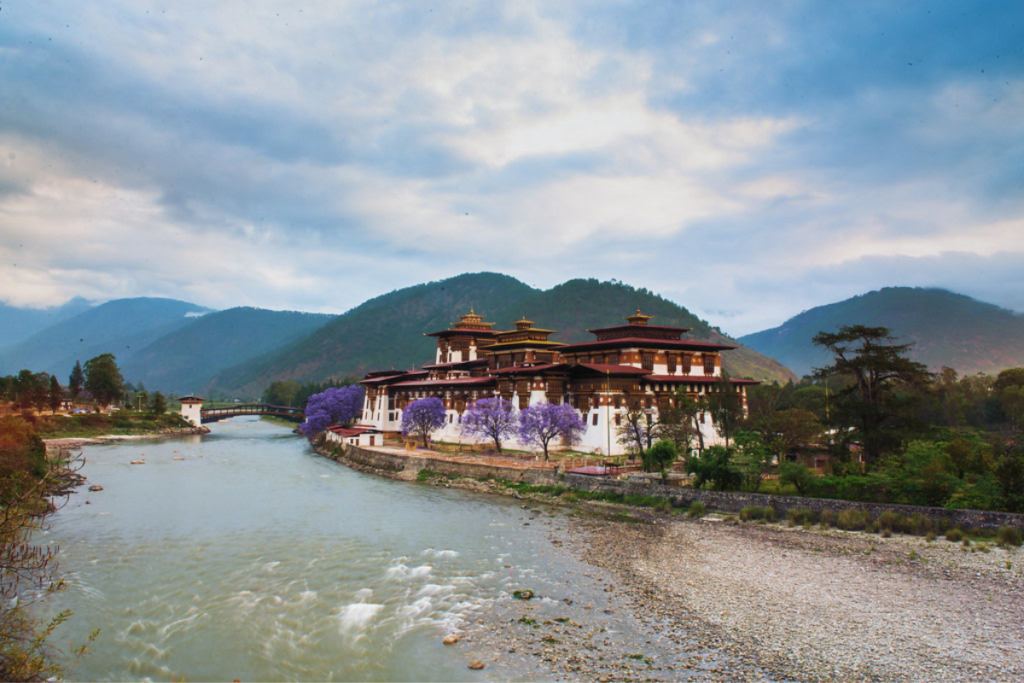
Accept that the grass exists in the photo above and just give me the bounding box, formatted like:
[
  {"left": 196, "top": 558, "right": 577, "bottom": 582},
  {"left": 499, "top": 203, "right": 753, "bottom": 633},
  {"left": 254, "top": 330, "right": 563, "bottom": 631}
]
[{"left": 36, "top": 412, "right": 193, "bottom": 438}]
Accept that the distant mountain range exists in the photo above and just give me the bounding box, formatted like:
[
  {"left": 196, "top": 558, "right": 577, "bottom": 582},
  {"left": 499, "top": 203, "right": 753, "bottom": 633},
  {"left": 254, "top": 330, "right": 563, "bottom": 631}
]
[
  {"left": 738, "top": 287, "right": 1024, "bottom": 377},
  {"left": 3, "top": 279, "right": 1020, "bottom": 398}
]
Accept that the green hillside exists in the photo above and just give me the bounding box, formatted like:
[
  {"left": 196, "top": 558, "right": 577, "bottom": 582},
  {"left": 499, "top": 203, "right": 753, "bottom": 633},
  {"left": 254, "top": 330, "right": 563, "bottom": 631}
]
[
  {"left": 210, "top": 274, "right": 796, "bottom": 397},
  {"left": 120, "top": 307, "right": 335, "bottom": 394},
  {"left": 0, "top": 297, "right": 93, "bottom": 350},
  {"left": 208, "top": 273, "right": 539, "bottom": 396},
  {"left": 739, "top": 287, "right": 1024, "bottom": 377},
  {"left": 0, "top": 297, "right": 211, "bottom": 377}
]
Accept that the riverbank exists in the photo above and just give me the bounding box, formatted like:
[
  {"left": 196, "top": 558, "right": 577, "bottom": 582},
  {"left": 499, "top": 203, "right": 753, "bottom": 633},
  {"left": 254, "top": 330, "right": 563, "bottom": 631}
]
[
  {"left": 316, "top": 442, "right": 1024, "bottom": 681},
  {"left": 43, "top": 426, "right": 209, "bottom": 457}
]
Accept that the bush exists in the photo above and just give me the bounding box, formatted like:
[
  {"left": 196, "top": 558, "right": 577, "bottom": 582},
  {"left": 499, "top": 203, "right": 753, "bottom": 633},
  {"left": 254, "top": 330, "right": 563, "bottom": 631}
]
[
  {"left": 687, "top": 501, "right": 706, "bottom": 518},
  {"left": 739, "top": 506, "right": 776, "bottom": 522},
  {"left": 787, "top": 508, "right": 817, "bottom": 527},
  {"left": 997, "top": 525, "right": 1023, "bottom": 547},
  {"left": 908, "top": 513, "right": 933, "bottom": 536},
  {"left": 779, "top": 462, "right": 818, "bottom": 496},
  {"left": 877, "top": 510, "right": 910, "bottom": 534},
  {"left": 945, "top": 527, "right": 965, "bottom": 542},
  {"left": 836, "top": 509, "right": 873, "bottom": 531},
  {"left": 819, "top": 509, "right": 837, "bottom": 529}
]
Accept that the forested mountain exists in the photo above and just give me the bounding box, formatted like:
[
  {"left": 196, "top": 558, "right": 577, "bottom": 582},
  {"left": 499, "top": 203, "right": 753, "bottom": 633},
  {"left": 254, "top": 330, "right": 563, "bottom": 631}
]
[
  {"left": 0, "top": 297, "right": 211, "bottom": 377},
  {"left": 0, "top": 297, "right": 93, "bottom": 349},
  {"left": 208, "top": 273, "right": 796, "bottom": 397},
  {"left": 739, "top": 287, "right": 1024, "bottom": 377},
  {"left": 120, "top": 307, "right": 334, "bottom": 394}
]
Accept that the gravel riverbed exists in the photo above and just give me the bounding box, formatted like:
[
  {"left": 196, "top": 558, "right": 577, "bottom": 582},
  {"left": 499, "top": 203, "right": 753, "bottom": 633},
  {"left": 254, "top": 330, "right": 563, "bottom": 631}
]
[{"left": 462, "top": 505, "right": 1024, "bottom": 682}]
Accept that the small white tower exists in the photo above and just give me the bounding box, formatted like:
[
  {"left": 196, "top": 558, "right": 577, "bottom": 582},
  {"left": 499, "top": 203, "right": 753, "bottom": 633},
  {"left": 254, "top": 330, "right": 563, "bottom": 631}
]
[{"left": 179, "top": 395, "right": 204, "bottom": 427}]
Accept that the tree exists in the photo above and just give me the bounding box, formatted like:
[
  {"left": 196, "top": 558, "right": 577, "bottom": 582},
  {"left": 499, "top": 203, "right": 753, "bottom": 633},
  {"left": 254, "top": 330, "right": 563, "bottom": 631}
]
[
  {"left": 47, "top": 376, "right": 62, "bottom": 414},
  {"left": 300, "top": 385, "right": 365, "bottom": 439},
  {"left": 148, "top": 391, "right": 168, "bottom": 416},
  {"left": 262, "top": 380, "right": 301, "bottom": 407},
  {"left": 518, "top": 402, "right": 586, "bottom": 460},
  {"left": 617, "top": 408, "right": 654, "bottom": 460},
  {"left": 83, "top": 354, "right": 124, "bottom": 408},
  {"left": 703, "top": 374, "right": 744, "bottom": 447},
  {"left": 68, "top": 361, "right": 84, "bottom": 403},
  {"left": 812, "top": 326, "right": 932, "bottom": 465},
  {"left": 733, "top": 430, "right": 773, "bottom": 492},
  {"left": 779, "top": 461, "right": 817, "bottom": 496},
  {"left": 401, "top": 397, "right": 448, "bottom": 448},
  {"left": 643, "top": 439, "right": 677, "bottom": 479},
  {"left": 460, "top": 397, "right": 517, "bottom": 453},
  {"left": 656, "top": 390, "right": 704, "bottom": 457},
  {"left": 686, "top": 445, "right": 742, "bottom": 490}
]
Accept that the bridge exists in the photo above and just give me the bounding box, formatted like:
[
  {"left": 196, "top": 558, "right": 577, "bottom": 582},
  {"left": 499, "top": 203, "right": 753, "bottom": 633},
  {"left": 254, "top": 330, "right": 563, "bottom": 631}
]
[{"left": 199, "top": 403, "right": 305, "bottom": 424}]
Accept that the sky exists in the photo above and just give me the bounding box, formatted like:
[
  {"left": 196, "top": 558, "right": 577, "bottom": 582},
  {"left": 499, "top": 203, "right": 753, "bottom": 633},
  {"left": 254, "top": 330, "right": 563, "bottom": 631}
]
[{"left": 1, "top": 1, "right": 1022, "bottom": 337}]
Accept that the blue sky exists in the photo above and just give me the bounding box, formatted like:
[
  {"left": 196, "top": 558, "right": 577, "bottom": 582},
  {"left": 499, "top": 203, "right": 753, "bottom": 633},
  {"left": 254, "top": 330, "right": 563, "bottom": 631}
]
[{"left": 1, "top": 1, "right": 1021, "bottom": 336}]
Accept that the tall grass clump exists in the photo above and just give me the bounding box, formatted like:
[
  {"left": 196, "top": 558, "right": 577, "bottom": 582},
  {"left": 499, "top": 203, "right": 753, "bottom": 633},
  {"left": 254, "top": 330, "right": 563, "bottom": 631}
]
[
  {"left": 787, "top": 508, "right": 817, "bottom": 527},
  {"left": 739, "top": 506, "right": 776, "bottom": 523},
  {"left": 836, "top": 509, "right": 872, "bottom": 531},
  {"left": 687, "top": 501, "right": 706, "bottom": 518},
  {"left": 819, "top": 510, "right": 837, "bottom": 529},
  {"left": 945, "top": 527, "right": 966, "bottom": 542},
  {"left": 998, "top": 526, "right": 1023, "bottom": 548}
]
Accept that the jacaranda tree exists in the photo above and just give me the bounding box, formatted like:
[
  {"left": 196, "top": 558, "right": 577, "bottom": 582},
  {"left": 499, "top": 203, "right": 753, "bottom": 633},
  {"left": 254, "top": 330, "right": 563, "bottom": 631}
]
[
  {"left": 518, "top": 402, "right": 586, "bottom": 460},
  {"left": 401, "top": 397, "right": 448, "bottom": 448},
  {"left": 460, "top": 397, "right": 517, "bottom": 453},
  {"left": 301, "top": 385, "right": 365, "bottom": 439}
]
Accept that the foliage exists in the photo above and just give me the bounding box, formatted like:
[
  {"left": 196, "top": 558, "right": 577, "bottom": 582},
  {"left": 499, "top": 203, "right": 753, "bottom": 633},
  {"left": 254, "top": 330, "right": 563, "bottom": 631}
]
[
  {"left": 813, "top": 325, "right": 932, "bottom": 464},
  {"left": 778, "top": 461, "right": 817, "bottom": 496},
  {"left": 686, "top": 501, "right": 706, "bottom": 518},
  {"left": 68, "top": 361, "right": 84, "bottom": 401},
  {"left": 732, "top": 430, "right": 773, "bottom": 492},
  {"left": 686, "top": 445, "right": 742, "bottom": 491},
  {"left": 401, "top": 397, "right": 448, "bottom": 448},
  {"left": 83, "top": 353, "right": 125, "bottom": 408},
  {"left": 262, "top": 380, "right": 302, "bottom": 407},
  {"left": 0, "top": 417, "right": 95, "bottom": 680},
  {"left": 148, "top": 391, "right": 168, "bottom": 416},
  {"left": 703, "top": 373, "right": 744, "bottom": 447},
  {"left": 617, "top": 408, "right": 654, "bottom": 460},
  {"left": 642, "top": 439, "right": 677, "bottom": 479},
  {"left": 300, "top": 385, "right": 365, "bottom": 439},
  {"left": 997, "top": 525, "right": 1023, "bottom": 547},
  {"left": 656, "top": 390, "right": 704, "bottom": 454},
  {"left": 517, "top": 402, "right": 586, "bottom": 460},
  {"left": 460, "top": 397, "right": 517, "bottom": 453}
]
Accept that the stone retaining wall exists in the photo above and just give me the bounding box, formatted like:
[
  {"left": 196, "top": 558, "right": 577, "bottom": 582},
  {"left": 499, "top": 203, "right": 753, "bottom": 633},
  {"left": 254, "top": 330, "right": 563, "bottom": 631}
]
[
  {"left": 564, "top": 473, "right": 1024, "bottom": 530},
  {"left": 332, "top": 445, "right": 1023, "bottom": 531},
  {"left": 341, "top": 444, "right": 559, "bottom": 486}
]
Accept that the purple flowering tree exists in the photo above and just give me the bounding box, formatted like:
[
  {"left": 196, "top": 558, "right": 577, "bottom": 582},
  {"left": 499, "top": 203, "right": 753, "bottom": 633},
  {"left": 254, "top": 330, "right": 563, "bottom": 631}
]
[
  {"left": 301, "top": 385, "right": 365, "bottom": 439},
  {"left": 460, "top": 397, "right": 517, "bottom": 453},
  {"left": 401, "top": 397, "right": 448, "bottom": 448},
  {"left": 518, "top": 402, "right": 586, "bottom": 461}
]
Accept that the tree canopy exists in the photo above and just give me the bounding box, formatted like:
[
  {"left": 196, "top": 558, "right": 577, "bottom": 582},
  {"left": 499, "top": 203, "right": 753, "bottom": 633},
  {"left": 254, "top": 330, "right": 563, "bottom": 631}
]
[
  {"left": 83, "top": 353, "right": 124, "bottom": 408},
  {"left": 518, "top": 402, "right": 586, "bottom": 460},
  {"left": 460, "top": 397, "right": 517, "bottom": 453},
  {"left": 401, "top": 397, "right": 448, "bottom": 448}
]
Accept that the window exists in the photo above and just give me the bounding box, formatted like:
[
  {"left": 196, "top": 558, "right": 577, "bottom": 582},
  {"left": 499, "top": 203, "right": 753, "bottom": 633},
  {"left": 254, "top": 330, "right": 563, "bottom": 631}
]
[
  {"left": 607, "top": 354, "right": 619, "bottom": 365},
  {"left": 682, "top": 354, "right": 692, "bottom": 374},
  {"left": 704, "top": 354, "right": 715, "bottom": 375},
  {"left": 592, "top": 413, "right": 598, "bottom": 426},
  {"left": 667, "top": 355, "right": 676, "bottom": 373},
  {"left": 642, "top": 353, "right": 654, "bottom": 370}
]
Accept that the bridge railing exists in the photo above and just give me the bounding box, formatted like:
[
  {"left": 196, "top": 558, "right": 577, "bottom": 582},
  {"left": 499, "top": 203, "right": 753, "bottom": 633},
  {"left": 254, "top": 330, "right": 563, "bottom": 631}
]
[{"left": 200, "top": 403, "right": 305, "bottom": 423}]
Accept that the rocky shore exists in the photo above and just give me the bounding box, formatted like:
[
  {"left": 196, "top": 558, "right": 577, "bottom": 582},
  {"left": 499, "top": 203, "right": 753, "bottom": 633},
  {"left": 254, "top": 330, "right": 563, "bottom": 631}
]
[{"left": 461, "top": 507, "right": 1024, "bottom": 682}]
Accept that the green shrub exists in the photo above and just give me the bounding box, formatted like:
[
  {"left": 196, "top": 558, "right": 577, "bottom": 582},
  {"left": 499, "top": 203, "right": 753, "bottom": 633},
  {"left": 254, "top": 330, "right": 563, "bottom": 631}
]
[
  {"left": 739, "top": 506, "right": 763, "bottom": 521},
  {"left": 877, "top": 510, "right": 910, "bottom": 533},
  {"left": 763, "top": 507, "right": 777, "bottom": 523},
  {"left": 836, "top": 509, "right": 872, "bottom": 531},
  {"left": 687, "top": 501, "right": 706, "bottom": 518},
  {"left": 925, "top": 531, "right": 937, "bottom": 542},
  {"left": 787, "top": 508, "right": 817, "bottom": 527},
  {"left": 998, "top": 525, "right": 1023, "bottom": 547},
  {"left": 945, "top": 527, "right": 965, "bottom": 542},
  {"left": 819, "top": 509, "right": 837, "bottom": 529},
  {"left": 908, "top": 513, "right": 933, "bottom": 536}
]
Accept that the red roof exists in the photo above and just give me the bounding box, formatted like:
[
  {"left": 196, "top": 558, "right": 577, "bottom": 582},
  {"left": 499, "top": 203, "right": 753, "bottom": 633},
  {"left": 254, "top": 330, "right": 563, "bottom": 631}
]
[
  {"left": 574, "top": 363, "right": 650, "bottom": 375},
  {"left": 491, "top": 363, "right": 566, "bottom": 375},
  {"left": 361, "top": 371, "right": 429, "bottom": 385},
  {"left": 327, "top": 425, "right": 374, "bottom": 437}
]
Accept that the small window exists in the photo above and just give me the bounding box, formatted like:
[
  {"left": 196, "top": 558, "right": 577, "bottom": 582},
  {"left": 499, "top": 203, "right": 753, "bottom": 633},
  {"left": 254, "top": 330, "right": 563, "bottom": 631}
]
[
  {"left": 667, "top": 355, "right": 677, "bottom": 373},
  {"left": 642, "top": 353, "right": 654, "bottom": 370},
  {"left": 592, "top": 413, "right": 598, "bottom": 426},
  {"left": 614, "top": 414, "right": 621, "bottom": 426}
]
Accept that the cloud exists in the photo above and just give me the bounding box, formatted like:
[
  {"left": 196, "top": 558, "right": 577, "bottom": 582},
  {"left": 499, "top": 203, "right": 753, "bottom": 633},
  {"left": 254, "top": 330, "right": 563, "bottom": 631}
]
[{"left": 0, "top": 0, "right": 1020, "bottom": 342}]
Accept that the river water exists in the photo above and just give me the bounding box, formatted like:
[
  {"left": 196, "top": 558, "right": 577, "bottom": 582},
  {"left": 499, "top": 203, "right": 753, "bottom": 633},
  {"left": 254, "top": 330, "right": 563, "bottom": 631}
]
[{"left": 43, "top": 417, "right": 602, "bottom": 681}]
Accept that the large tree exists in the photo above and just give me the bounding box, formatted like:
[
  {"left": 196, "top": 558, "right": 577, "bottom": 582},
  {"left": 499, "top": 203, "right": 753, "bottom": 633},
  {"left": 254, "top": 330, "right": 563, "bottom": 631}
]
[
  {"left": 68, "top": 361, "right": 84, "bottom": 402},
  {"left": 401, "top": 397, "right": 448, "bottom": 448},
  {"left": 812, "top": 325, "right": 932, "bottom": 465},
  {"left": 83, "top": 354, "right": 124, "bottom": 408},
  {"left": 300, "top": 385, "right": 365, "bottom": 439},
  {"left": 460, "top": 397, "right": 517, "bottom": 453},
  {"left": 703, "top": 373, "right": 744, "bottom": 447},
  {"left": 518, "top": 402, "right": 586, "bottom": 461}
]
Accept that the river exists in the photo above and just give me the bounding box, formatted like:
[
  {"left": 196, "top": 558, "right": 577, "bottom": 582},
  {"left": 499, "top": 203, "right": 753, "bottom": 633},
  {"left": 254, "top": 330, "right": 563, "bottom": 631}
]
[{"left": 43, "top": 417, "right": 604, "bottom": 681}]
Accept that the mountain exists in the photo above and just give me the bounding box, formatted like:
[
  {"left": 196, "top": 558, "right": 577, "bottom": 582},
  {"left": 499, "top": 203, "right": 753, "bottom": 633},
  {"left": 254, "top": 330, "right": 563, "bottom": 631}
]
[
  {"left": 0, "top": 297, "right": 212, "bottom": 377},
  {"left": 209, "top": 273, "right": 796, "bottom": 397},
  {"left": 119, "top": 307, "right": 336, "bottom": 394},
  {"left": 0, "top": 297, "right": 94, "bottom": 349},
  {"left": 739, "top": 287, "right": 1024, "bottom": 377},
  {"left": 208, "top": 273, "right": 539, "bottom": 396}
]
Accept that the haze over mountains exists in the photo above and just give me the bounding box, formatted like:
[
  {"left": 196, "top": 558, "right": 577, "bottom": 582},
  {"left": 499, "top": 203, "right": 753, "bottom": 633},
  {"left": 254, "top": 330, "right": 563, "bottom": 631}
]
[{"left": 1, "top": 277, "right": 1020, "bottom": 397}]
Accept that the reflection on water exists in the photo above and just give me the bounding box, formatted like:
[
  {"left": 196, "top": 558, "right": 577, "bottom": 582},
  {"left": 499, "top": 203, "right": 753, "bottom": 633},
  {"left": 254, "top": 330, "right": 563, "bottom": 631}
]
[{"left": 44, "top": 417, "right": 573, "bottom": 681}]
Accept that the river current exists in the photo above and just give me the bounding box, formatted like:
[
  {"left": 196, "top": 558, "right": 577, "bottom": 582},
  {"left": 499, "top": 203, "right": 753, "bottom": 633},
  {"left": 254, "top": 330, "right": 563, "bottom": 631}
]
[{"left": 43, "top": 417, "right": 592, "bottom": 681}]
